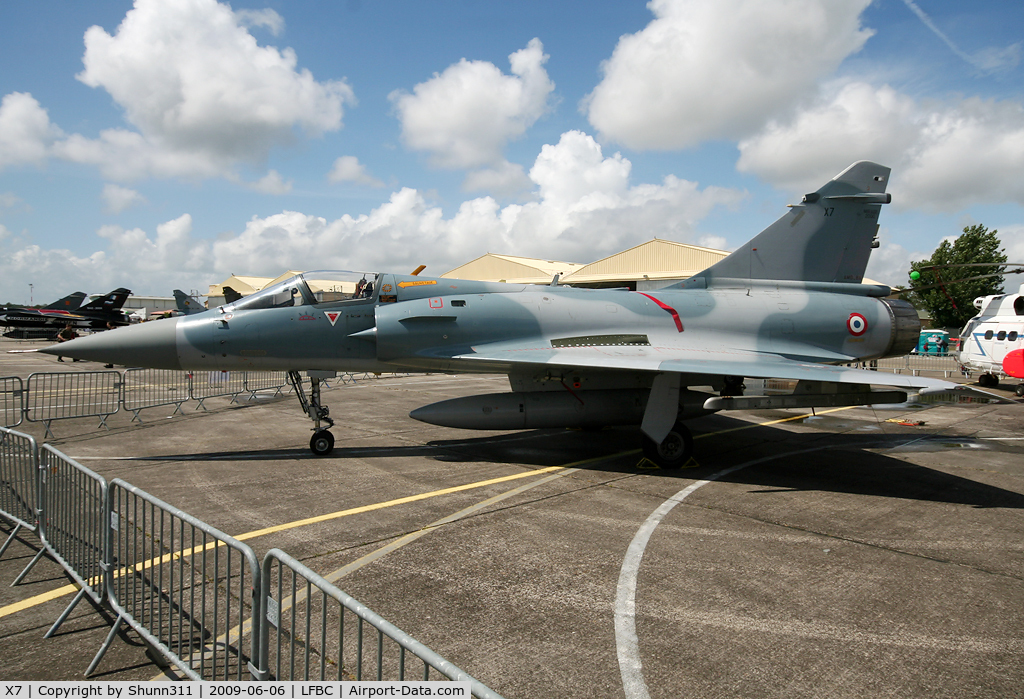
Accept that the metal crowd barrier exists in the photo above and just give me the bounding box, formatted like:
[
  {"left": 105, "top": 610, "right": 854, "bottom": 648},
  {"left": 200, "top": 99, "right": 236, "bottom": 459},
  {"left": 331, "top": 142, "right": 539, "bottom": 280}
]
[
  {"left": 190, "top": 371, "right": 248, "bottom": 410},
  {"left": 873, "top": 354, "right": 960, "bottom": 378},
  {"left": 255, "top": 549, "right": 504, "bottom": 697},
  {"left": 0, "top": 437, "right": 504, "bottom": 693},
  {"left": 243, "top": 371, "right": 291, "bottom": 400},
  {"left": 25, "top": 371, "right": 121, "bottom": 438},
  {"left": 95, "top": 479, "right": 261, "bottom": 680},
  {"left": 0, "top": 427, "right": 39, "bottom": 565},
  {"left": 28, "top": 446, "right": 109, "bottom": 639},
  {"left": 1, "top": 376, "right": 24, "bottom": 428},
  {"left": 8, "top": 370, "right": 413, "bottom": 435},
  {"left": 122, "top": 368, "right": 191, "bottom": 423}
]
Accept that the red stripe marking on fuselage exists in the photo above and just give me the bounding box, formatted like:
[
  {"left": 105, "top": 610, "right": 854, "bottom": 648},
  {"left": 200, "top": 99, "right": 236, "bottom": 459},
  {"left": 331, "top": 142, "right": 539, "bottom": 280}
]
[{"left": 635, "top": 292, "right": 684, "bottom": 332}]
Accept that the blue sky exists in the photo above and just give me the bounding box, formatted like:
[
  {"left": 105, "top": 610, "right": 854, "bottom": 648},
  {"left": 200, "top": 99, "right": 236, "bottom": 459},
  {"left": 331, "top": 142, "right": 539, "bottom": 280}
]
[{"left": 1, "top": 0, "right": 1022, "bottom": 303}]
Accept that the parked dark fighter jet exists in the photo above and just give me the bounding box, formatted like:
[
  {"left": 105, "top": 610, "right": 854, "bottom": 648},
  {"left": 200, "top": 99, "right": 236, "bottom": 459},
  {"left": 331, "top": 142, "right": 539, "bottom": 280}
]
[
  {"left": 2, "top": 289, "right": 130, "bottom": 337},
  {"left": 44, "top": 163, "right": 980, "bottom": 463},
  {"left": 173, "top": 289, "right": 206, "bottom": 315},
  {"left": 1, "top": 291, "right": 86, "bottom": 339}
]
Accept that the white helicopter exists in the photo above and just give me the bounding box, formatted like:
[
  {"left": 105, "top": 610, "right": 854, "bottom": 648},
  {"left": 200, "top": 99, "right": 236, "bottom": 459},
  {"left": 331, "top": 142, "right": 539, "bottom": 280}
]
[
  {"left": 958, "top": 282, "right": 1024, "bottom": 396},
  {"left": 906, "top": 263, "right": 1024, "bottom": 396}
]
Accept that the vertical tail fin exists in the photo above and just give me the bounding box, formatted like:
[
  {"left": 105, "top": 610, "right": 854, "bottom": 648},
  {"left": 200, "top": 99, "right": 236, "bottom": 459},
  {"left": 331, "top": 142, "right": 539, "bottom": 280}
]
[
  {"left": 691, "top": 161, "right": 891, "bottom": 286},
  {"left": 173, "top": 290, "right": 205, "bottom": 314},
  {"left": 81, "top": 287, "right": 131, "bottom": 312},
  {"left": 44, "top": 291, "right": 86, "bottom": 311}
]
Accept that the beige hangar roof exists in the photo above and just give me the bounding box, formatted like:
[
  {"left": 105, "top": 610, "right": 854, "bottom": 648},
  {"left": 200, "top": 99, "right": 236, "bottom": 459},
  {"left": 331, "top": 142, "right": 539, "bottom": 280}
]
[
  {"left": 442, "top": 254, "right": 585, "bottom": 284},
  {"left": 208, "top": 274, "right": 276, "bottom": 298},
  {"left": 562, "top": 239, "right": 729, "bottom": 286}
]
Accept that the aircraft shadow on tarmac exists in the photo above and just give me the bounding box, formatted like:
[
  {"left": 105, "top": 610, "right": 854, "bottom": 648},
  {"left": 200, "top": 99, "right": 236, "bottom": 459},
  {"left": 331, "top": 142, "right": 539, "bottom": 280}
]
[
  {"left": 705, "top": 434, "right": 1024, "bottom": 510},
  {"left": 136, "top": 414, "right": 1024, "bottom": 510}
]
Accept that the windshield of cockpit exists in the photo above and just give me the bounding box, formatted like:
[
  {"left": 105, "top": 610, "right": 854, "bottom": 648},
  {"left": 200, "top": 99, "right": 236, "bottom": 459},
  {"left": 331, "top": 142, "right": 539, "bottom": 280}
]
[{"left": 226, "top": 272, "right": 380, "bottom": 311}]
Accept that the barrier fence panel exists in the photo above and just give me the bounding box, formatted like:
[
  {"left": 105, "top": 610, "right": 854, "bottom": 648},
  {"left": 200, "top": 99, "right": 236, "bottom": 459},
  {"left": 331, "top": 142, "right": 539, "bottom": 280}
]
[
  {"left": 122, "top": 368, "right": 192, "bottom": 422},
  {"left": 256, "top": 549, "right": 504, "bottom": 698},
  {"left": 30, "top": 445, "right": 109, "bottom": 644},
  {"left": 1, "top": 376, "right": 24, "bottom": 428},
  {"left": 861, "top": 355, "right": 961, "bottom": 379},
  {"left": 25, "top": 371, "right": 121, "bottom": 438},
  {"left": 874, "top": 357, "right": 909, "bottom": 374},
  {"left": 244, "top": 372, "right": 291, "bottom": 400},
  {"left": 189, "top": 371, "right": 247, "bottom": 410},
  {"left": 97, "top": 479, "right": 261, "bottom": 680},
  {"left": 907, "top": 353, "right": 959, "bottom": 377},
  {"left": 0, "top": 427, "right": 39, "bottom": 568}
]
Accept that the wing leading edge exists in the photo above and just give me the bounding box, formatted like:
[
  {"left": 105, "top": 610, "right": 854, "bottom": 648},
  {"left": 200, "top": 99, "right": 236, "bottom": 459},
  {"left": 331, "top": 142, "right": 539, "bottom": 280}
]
[{"left": 450, "top": 341, "right": 962, "bottom": 393}]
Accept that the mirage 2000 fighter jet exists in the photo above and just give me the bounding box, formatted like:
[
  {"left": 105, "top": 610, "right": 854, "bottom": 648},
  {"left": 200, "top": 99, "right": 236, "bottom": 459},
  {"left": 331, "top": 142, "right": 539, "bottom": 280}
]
[{"left": 45, "top": 162, "right": 984, "bottom": 464}]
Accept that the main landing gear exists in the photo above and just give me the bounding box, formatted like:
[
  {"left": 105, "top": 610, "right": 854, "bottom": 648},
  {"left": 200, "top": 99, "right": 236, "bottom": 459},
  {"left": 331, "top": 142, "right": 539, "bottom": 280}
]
[
  {"left": 978, "top": 373, "right": 1000, "bottom": 389},
  {"left": 289, "top": 371, "right": 336, "bottom": 455},
  {"left": 641, "top": 420, "right": 694, "bottom": 469}
]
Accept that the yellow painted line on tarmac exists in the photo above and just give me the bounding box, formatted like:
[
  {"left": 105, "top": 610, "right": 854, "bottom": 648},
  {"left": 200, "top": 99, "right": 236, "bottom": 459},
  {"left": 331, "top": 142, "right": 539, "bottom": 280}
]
[
  {"left": 231, "top": 465, "right": 566, "bottom": 542},
  {"left": 153, "top": 457, "right": 605, "bottom": 681},
  {"left": 0, "top": 407, "right": 853, "bottom": 622},
  {"left": 0, "top": 465, "right": 566, "bottom": 621},
  {"left": 0, "top": 582, "right": 82, "bottom": 619},
  {"left": 695, "top": 405, "right": 856, "bottom": 439}
]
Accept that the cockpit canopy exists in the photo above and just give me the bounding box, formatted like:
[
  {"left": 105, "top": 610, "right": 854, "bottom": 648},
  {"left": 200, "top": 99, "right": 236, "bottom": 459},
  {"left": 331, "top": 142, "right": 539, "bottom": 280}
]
[{"left": 225, "top": 271, "right": 380, "bottom": 312}]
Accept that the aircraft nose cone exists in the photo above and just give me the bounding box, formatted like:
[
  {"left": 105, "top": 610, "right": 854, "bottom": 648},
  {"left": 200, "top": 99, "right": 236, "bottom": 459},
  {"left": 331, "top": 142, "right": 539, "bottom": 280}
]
[{"left": 40, "top": 318, "right": 182, "bottom": 370}]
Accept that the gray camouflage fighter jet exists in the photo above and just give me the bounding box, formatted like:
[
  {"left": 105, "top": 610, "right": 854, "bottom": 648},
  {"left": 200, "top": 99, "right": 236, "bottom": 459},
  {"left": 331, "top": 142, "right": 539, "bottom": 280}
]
[{"left": 43, "top": 162, "right": 976, "bottom": 463}]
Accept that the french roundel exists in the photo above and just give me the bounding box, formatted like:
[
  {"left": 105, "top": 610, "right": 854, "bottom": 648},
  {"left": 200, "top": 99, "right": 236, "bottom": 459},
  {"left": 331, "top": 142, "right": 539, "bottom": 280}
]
[{"left": 847, "top": 313, "right": 868, "bottom": 336}]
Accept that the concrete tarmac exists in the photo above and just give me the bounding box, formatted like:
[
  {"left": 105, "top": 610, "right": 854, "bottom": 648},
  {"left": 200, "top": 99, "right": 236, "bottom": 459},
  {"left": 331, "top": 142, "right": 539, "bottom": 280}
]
[{"left": 1, "top": 338, "right": 1023, "bottom": 697}]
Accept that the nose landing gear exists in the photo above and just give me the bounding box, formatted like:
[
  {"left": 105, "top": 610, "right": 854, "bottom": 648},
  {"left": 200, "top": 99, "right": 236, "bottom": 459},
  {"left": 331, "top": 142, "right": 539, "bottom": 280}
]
[
  {"left": 309, "top": 429, "right": 335, "bottom": 456},
  {"left": 289, "top": 371, "right": 337, "bottom": 455}
]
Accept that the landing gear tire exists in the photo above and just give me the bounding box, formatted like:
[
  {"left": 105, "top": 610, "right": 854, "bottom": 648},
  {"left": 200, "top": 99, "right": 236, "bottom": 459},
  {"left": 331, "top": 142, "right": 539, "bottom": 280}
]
[
  {"left": 642, "top": 421, "right": 694, "bottom": 469},
  {"left": 310, "top": 430, "right": 335, "bottom": 456},
  {"left": 1016, "top": 384, "right": 1024, "bottom": 398},
  {"left": 979, "top": 373, "right": 999, "bottom": 389}
]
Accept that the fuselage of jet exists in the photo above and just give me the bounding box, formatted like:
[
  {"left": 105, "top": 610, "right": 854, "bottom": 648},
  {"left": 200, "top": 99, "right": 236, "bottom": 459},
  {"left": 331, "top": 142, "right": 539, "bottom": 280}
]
[{"left": 50, "top": 271, "right": 917, "bottom": 378}]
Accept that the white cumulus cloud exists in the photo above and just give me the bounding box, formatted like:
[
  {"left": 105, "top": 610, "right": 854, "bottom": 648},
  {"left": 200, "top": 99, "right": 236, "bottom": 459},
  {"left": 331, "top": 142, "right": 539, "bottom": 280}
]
[
  {"left": 61, "top": 0, "right": 353, "bottom": 181},
  {"left": 0, "top": 92, "right": 62, "bottom": 171},
  {"left": 1, "top": 214, "right": 213, "bottom": 301},
  {"left": 328, "top": 156, "right": 384, "bottom": 187},
  {"left": 737, "top": 82, "right": 1024, "bottom": 211},
  {"left": 102, "top": 183, "right": 146, "bottom": 213},
  {"left": 233, "top": 7, "right": 284, "bottom": 36},
  {"left": 207, "top": 130, "right": 743, "bottom": 275},
  {"left": 584, "top": 0, "right": 874, "bottom": 149},
  {"left": 462, "top": 161, "right": 532, "bottom": 197},
  {"left": 0, "top": 130, "right": 743, "bottom": 300},
  {"left": 246, "top": 170, "right": 293, "bottom": 195},
  {"left": 390, "top": 38, "right": 554, "bottom": 170}
]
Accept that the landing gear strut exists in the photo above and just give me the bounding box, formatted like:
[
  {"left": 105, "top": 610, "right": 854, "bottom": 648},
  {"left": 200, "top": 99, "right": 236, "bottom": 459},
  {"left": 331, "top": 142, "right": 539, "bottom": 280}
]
[
  {"left": 289, "top": 371, "right": 336, "bottom": 455},
  {"left": 642, "top": 420, "right": 694, "bottom": 469}
]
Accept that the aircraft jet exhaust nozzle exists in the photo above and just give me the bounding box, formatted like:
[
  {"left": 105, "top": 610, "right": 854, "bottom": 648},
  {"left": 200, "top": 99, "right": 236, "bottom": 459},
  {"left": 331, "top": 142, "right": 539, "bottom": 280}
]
[{"left": 39, "top": 317, "right": 182, "bottom": 370}]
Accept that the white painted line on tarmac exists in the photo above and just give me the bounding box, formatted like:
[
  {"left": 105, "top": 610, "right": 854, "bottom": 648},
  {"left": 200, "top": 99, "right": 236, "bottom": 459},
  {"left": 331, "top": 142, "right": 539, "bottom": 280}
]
[{"left": 615, "top": 445, "right": 860, "bottom": 699}]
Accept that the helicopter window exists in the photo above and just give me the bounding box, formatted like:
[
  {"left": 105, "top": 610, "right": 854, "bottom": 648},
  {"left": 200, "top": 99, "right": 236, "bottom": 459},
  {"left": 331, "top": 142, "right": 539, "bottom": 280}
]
[
  {"left": 984, "top": 330, "right": 994, "bottom": 340},
  {"left": 1016, "top": 297, "right": 1024, "bottom": 315},
  {"left": 997, "top": 331, "right": 1007, "bottom": 341},
  {"left": 1009, "top": 331, "right": 1019, "bottom": 342}
]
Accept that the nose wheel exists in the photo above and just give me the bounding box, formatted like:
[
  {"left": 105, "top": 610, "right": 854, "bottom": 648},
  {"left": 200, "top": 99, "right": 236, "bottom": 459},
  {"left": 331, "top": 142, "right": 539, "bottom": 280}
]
[
  {"left": 310, "top": 430, "right": 335, "bottom": 456},
  {"left": 289, "top": 371, "right": 337, "bottom": 456}
]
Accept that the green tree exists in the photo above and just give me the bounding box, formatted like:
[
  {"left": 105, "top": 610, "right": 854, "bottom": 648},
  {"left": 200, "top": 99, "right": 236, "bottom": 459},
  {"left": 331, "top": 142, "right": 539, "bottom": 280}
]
[{"left": 909, "top": 224, "right": 1007, "bottom": 329}]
